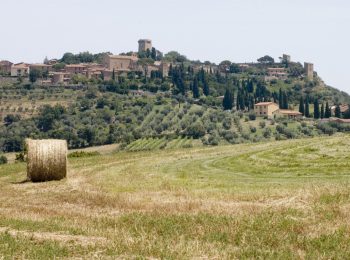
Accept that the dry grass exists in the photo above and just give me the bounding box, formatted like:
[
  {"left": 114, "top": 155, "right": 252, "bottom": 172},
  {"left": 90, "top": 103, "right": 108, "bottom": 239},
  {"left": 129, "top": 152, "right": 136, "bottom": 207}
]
[{"left": 1, "top": 135, "right": 350, "bottom": 258}]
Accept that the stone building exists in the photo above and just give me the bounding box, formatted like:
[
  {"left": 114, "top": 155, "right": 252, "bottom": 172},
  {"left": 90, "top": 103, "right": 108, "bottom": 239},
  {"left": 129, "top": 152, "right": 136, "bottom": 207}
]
[
  {"left": 138, "top": 39, "right": 152, "bottom": 53},
  {"left": 51, "top": 72, "right": 66, "bottom": 84},
  {"left": 265, "top": 67, "right": 288, "bottom": 81},
  {"left": 65, "top": 64, "right": 87, "bottom": 74},
  {"left": 0, "top": 60, "right": 13, "bottom": 75},
  {"left": 254, "top": 102, "right": 279, "bottom": 118},
  {"left": 160, "top": 62, "right": 170, "bottom": 77},
  {"left": 11, "top": 63, "right": 30, "bottom": 77},
  {"left": 273, "top": 109, "right": 302, "bottom": 119},
  {"left": 304, "top": 62, "right": 314, "bottom": 80},
  {"left": 103, "top": 54, "right": 139, "bottom": 72}
]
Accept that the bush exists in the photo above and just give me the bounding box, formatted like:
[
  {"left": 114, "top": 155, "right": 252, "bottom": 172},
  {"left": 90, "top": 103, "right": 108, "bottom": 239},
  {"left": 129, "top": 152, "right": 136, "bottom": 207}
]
[
  {"left": 222, "top": 117, "right": 232, "bottom": 130},
  {"left": 221, "top": 130, "right": 238, "bottom": 143},
  {"left": 68, "top": 151, "right": 100, "bottom": 158},
  {"left": 259, "top": 121, "right": 266, "bottom": 128},
  {"left": 263, "top": 128, "right": 272, "bottom": 138},
  {"left": 317, "top": 123, "right": 337, "bottom": 136},
  {"left": 250, "top": 126, "right": 257, "bottom": 133},
  {"left": 15, "top": 152, "right": 26, "bottom": 162},
  {"left": 0, "top": 155, "right": 7, "bottom": 164},
  {"left": 248, "top": 112, "right": 256, "bottom": 121},
  {"left": 185, "top": 122, "right": 206, "bottom": 139}
]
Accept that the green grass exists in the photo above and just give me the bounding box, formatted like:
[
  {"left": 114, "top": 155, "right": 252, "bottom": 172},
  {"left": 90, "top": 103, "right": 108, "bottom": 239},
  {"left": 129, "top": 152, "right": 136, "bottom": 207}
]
[{"left": 2, "top": 135, "right": 350, "bottom": 258}]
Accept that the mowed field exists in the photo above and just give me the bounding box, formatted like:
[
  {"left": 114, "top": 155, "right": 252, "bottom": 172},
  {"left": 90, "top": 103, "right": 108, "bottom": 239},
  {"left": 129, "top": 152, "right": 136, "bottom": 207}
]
[{"left": 1, "top": 135, "right": 350, "bottom": 258}]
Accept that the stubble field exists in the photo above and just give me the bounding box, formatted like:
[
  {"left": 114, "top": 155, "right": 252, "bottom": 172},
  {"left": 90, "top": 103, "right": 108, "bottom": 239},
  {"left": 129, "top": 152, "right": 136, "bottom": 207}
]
[{"left": 1, "top": 135, "right": 350, "bottom": 259}]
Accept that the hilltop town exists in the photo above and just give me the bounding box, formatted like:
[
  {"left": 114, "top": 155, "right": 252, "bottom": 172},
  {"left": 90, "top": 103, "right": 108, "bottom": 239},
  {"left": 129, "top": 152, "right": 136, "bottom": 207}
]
[
  {"left": 1, "top": 39, "right": 350, "bottom": 153},
  {"left": 1, "top": 40, "right": 316, "bottom": 85}
]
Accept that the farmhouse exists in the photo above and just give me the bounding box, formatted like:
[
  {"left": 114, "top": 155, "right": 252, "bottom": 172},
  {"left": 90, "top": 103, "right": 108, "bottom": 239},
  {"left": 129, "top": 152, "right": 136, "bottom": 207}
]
[
  {"left": 273, "top": 109, "right": 303, "bottom": 119},
  {"left": 254, "top": 102, "right": 279, "bottom": 117},
  {"left": 11, "top": 63, "right": 30, "bottom": 77}
]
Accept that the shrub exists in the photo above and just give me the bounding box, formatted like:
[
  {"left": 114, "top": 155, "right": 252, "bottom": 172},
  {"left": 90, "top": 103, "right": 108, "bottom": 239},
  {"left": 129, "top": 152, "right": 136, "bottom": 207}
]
[
  {"left": 185, "top": 122, "right": 206, "bottom": 138},
  {"left": 250, "top": 126, "right": 257, "bottom": 133},
  {"left": 248, "top": 112, "right": 256, "bottom": 121},
  {"left": 0, "top": 155, "right": 7, "bottom": 165},
  {"left": 259, "top": 121, "right": 266, "bottom": 128},
  {"left": 221, "top": 130, "right": 237, "bottom": 143},
  {"left": 222, "top": 117, "right": 232, "bottom": 130},
  {"left": 317, "top": 123, "right": 337, "bottom": 136},
  {"left": 263, "top": 128, "right": 272, "bottom": 138},
  {"left": 15, "top": 152, "right": 26, "bottom": 162},
  {"left": 68, "top": 151, "right": 101, "bottom": 158}
]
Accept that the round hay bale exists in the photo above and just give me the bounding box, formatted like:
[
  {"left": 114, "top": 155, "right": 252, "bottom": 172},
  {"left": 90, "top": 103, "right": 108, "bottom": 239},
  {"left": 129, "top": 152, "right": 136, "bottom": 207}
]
[{"left": 26, "top": 139, "right": 67, "bottom": 182}]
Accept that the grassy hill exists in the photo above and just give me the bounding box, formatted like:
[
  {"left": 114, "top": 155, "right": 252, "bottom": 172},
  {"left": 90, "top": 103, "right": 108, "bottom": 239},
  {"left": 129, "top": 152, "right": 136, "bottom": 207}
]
[{"left": 1, "top": 135, "right": 350, "bottom": 258}]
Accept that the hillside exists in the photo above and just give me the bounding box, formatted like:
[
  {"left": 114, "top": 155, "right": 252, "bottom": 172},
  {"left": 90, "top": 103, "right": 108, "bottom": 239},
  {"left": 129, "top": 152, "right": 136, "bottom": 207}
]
[
  {"left": 1, "top": 49, "right": 350, "bottom": 153},
  {"left": 1, "top": 135, "right": 350, "bottom": 258}
]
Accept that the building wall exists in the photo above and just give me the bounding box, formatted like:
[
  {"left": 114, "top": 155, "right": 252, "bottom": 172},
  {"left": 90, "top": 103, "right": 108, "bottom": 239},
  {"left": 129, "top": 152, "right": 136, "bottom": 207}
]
[
  {"left": 0, "top": 61, "right": 13, "bottom": 74},
  {"left": 160, "top": 62, "right": 170, "bottom": 77},
  {"left": 29, "top": 64, "right": 53, "bottom": 73},
  {"left": 11, "top": 66, "right": 30, "bottom": 77},
  {"left": 65, "top": 65, "right": 86, "bottom": 74},
  {"left": 254, "top": 103, "right": 279, "bottom": 117},
  {"left": 103, "top": 55, "right": 138, "bottom": 72}
]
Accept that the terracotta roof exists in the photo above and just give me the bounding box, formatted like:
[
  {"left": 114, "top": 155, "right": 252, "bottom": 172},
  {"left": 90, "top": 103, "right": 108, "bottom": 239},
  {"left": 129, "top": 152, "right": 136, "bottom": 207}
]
[
  {"left": 65, "top": 64, "right": 86, "bottom": 68},
  {"left": 278, "top": 109, "right": 302, "bottom": 115},
  {"left": 255, "top": 102, "right": 277, "bottom": 106},
  {"left": 12, "top": 63, "right": 29, "bottom": 68}
]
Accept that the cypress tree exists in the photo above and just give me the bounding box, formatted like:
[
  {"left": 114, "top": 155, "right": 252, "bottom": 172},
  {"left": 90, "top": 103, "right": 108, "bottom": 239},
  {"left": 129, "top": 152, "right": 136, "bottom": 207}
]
[
  {"left": 278, "top": 88, "right": 283, "bottom": 108},
  {"left": 282, "top": 92, "right": 288, "bottom": 109},
  {"left": 305, "top": 97, "right": 310, "bottom": 117},
  {"left": 335, "top": 104, "right": 341, "bottom": 118},
  {"left": 299, "top": 96, "right": 305, "bottom": 115},
  {"left": 313, "top": 99, "right": 320, "bottom": 119},
  {"left": 203, "top": 78, "right": 209, "bottom": 96},
  {"left": 236, "top": 92, "right": 240, "bottom": 110},
  {"left": 112, "top": 69, "right": 116, "bottom": 81},
  {"left": 320, "top": 103, "right": 325, "bottom": 119},
  {"left": 151, "top": 47, "right": 157, "bottom": 60},
  {"left": 324, "top": 101, "right": 331, "bottom": 118},
  {"left": 192, "top": 78, "right": 199, "bottom": 98},
  {"left": 223, "top": 88, "right": 234, "bottom": 110}
]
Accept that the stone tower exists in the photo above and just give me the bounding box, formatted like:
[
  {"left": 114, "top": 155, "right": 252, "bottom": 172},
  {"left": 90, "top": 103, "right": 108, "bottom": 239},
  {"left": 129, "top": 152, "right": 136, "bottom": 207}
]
[
  {"left": 282, "top": 54, "right": 291, "bottom": 63},
  {"left": 138, "top": 39, "right": 152, "bottom": 53},
  {"left": 304, "top": 62, "right": 314, "bottom": 80}
]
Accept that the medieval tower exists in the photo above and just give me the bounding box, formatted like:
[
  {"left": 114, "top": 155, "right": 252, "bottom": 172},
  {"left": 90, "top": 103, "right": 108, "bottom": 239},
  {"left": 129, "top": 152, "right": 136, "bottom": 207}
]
[
  {"left": 138, "top": 39, "right": 152, "bottom": 53},
  {"left": 304, "top": 62, "right": 314, "bottom": 80}
]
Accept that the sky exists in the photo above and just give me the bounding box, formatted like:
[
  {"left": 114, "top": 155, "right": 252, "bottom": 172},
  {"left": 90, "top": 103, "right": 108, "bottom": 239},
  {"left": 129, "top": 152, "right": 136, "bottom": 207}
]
[{"left": 1, "top": 0, "right": 349, "bottom": 93}]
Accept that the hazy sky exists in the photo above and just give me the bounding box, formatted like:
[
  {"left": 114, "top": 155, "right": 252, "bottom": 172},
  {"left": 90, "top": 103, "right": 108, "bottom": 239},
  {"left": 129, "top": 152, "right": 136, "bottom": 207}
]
[{"left": 1, "top": 0, "right": 349, "bottom": 92}]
